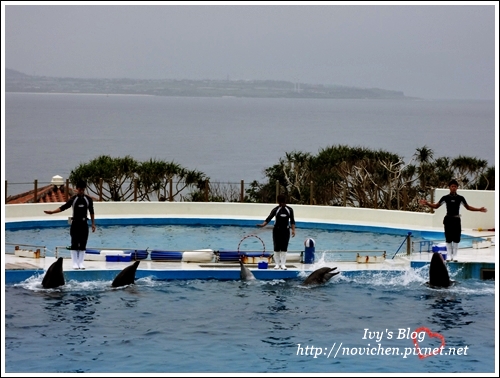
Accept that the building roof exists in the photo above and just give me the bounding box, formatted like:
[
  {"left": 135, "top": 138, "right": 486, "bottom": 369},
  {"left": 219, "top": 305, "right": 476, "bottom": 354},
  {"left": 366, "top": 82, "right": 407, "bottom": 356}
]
[{"left": 6, "top": 184, "right": 98, "bottom": 204}]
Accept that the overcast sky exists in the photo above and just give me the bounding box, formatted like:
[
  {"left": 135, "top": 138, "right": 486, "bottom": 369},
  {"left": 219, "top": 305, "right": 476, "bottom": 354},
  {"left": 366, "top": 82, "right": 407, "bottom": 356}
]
[{"left": 2, "top": 2, "right": 498, "bottom": 100}]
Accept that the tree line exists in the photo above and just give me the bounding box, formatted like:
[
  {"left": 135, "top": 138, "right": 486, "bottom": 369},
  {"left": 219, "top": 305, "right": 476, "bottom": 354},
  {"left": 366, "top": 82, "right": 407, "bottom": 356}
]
[{"left": 69, "top": 145, "right": 494, "bottom": 211}]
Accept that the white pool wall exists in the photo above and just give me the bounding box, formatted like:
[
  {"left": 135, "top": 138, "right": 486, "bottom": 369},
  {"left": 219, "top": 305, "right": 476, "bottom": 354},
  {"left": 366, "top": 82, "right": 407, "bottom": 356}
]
[{"left": 5, "top": 189, "right": 495, "bottom": 231}]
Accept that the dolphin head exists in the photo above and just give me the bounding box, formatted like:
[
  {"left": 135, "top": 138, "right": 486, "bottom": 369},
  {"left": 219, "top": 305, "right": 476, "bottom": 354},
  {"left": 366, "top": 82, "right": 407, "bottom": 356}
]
[
  {"left": 429, "top": 253, "right": 451, "bottom": 288},
  {"left": 239, "top": 260, "right": 256, "bottom": 281},
  {"left": 112, "top": 260, "right": 140, "bottom": 287},
  {"left": 302, "top": 267, "right": 339, "bottom": 286},
  {"left": 42, "top": 257, "right": 65, "bottom": 289}
]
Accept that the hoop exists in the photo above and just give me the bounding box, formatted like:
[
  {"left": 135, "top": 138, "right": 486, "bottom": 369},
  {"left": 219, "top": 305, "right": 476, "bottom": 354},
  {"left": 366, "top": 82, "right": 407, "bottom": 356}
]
[{"left": 237, "top": 234, "right": 266, "bottom": 257}]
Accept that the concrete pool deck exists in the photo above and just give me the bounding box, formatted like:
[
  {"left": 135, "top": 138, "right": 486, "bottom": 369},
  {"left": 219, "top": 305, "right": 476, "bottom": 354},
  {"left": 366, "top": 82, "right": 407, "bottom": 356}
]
[{"left": 4, "top": 235, "right": 495, "bottom": 284}]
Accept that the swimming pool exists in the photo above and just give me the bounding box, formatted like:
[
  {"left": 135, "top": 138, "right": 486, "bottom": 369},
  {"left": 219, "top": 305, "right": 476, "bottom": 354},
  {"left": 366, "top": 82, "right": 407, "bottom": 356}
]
[{"left": 5, "top": 223, "right": 431, "bottom": 258}]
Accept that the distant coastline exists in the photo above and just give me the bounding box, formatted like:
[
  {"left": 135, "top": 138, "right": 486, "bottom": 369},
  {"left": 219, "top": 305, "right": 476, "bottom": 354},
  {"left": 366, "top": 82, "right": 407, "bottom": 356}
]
[{"left": 5, "top": 68, "right": 419, "bottom": 100}]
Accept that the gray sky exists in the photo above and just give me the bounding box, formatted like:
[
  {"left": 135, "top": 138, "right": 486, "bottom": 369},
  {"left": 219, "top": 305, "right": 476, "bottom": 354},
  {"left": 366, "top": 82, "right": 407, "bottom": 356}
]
[{"left": 2, "top": 1, "right": 498, "bottom": 100}]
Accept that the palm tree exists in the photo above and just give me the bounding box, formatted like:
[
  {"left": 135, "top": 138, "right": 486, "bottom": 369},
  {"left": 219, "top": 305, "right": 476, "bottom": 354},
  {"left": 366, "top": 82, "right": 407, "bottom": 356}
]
[
  {"left": 414, "top": 145, "right": 434, "bottom": 193},
  {"left": 451, "top": 156, "right": 488, "bottom": 188},
  {"left": 70, "top": 155, "right": 138, "bottom": 201}
]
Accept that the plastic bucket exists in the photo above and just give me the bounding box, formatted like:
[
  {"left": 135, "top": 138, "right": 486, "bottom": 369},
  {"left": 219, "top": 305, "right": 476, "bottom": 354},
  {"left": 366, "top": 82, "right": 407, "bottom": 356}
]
[
  {"left": 118, "top": 254, "right": 132, "bottom": 262},
  {"left": 105, "top": 255, "right": 119, "bottom": 262},
  {"left": 304, "top": 238, "right": 316, "bottom": 264},
  {"left": 432, "top": 243, "right": 447, "bottom": 253},
  {"left": 432, "top": 243, "right": 447, "bottom": 261},
  {"left": 258, "top": 261, "right": 268, "bottom": 269}
]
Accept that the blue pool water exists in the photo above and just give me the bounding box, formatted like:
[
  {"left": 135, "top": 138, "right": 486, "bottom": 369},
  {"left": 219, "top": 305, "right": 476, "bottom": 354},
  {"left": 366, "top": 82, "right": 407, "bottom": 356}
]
[
  {"left": 4, "top": 271, "right": 495, "bottom": 373},
  {"left": 5, "top": 223, "right": 420, "bottom": 258}
]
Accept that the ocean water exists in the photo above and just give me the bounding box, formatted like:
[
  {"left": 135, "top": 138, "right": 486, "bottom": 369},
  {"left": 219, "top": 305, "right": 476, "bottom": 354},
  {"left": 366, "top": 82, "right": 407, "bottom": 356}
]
[
  {"left": 4, "top": 93, "right": 495, "bottom": 195},
  {"left": 4, "top": 272, "right": 495, "bottom": 373}
]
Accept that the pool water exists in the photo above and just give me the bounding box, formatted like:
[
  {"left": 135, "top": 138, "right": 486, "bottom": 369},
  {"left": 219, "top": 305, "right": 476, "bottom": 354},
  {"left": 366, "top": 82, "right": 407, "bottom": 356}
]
[
  {"left": 6, "top": 224, "right": 410, "bottom": 258},
  {"left": 4, "top": 270, "right": 495, "bottom": 373}
]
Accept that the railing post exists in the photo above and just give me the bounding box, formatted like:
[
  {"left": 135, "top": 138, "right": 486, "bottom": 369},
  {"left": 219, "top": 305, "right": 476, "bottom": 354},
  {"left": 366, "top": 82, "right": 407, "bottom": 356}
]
[
  {"left": 134, "top": 179, "right": 138, "bottom": 202},
  {"left": 374, "top": 184, "right": 378, "bottom": 209},
  {"left": 430, "top": 189, "right": 435, "bottom": 214},
  {"left": 33, "top": 179, "right": 38, "bottom": 203},
  {"left": 406, "top": 232, "right": 412, "bottom": 255},
  {"left": 204, "top": 179, "right": 209, "bottom": 201},
  {"left": 169, "top": 178, "right": 173, "bottom": 202},
  {"left": 240, "top": 180, "right": 244, "bottom": 203},
  {"left": 65, "top": 179, "right": 70, "bottom": 201}
]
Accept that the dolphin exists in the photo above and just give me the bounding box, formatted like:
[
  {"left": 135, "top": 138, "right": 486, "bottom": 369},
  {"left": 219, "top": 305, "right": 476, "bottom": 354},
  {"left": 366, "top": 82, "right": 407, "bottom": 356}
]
[
  {"left": 302, "top": 267, "right": 339, "bottom": 286},
  {"left": 239, "top": 260, "right": 256, "bottom": 281},
  {"left": 112, "top": 261, "right": 141, "bottom": 287},
  {"left": 41, "top": 257, "right": 65, "bottom": 289},
  {"left": 428, "top": 252, "right": 451, "bottom": 288}
]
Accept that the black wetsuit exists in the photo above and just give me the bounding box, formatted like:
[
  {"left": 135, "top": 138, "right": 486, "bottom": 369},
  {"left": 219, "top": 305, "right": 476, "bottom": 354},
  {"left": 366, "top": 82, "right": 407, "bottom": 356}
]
[
  {"left": 438, "top": 193, "right": 468, "bottom": 243},
  {"left": 59, "top": 194, "right": 95, "bottom": 250},
  {"left": 264, "top": 205, "right": 295, "bottom": 251}
]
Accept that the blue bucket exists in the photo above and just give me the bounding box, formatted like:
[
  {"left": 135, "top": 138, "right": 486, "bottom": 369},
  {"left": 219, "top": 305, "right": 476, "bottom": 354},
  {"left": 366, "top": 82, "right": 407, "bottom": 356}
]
[
  {"left": 432, "top": 244, "right": 447, "bottom": 253},
  {"left": 105, "top": 255, "right": 120, "bottom": 262},
  {"left": 118, "top": 254, "right": 132, "bottom": 262},
  {"left": 432, "top": 243, "right": 447, "bottom": 261},
  {"left": 304, "top": 238, "right": 316, "bottom": 264},
  {"left": 258, "top": 261, "right": 268, "bottom": 269}
]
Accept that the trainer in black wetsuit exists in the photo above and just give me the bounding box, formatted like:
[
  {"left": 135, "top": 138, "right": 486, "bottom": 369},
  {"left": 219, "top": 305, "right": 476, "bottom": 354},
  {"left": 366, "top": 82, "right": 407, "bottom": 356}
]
[
  {"left": 44, "top": 180, "right": 96, "bottom": 269},
  {"left": 419, "top": 179, "right": 487, "bottom": 261},
  {"left": 438, "top": 191, "right": 468, "bottom": 244},
  {"left": 257, "top": 194, "right": 296, "bottom": 270}
]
